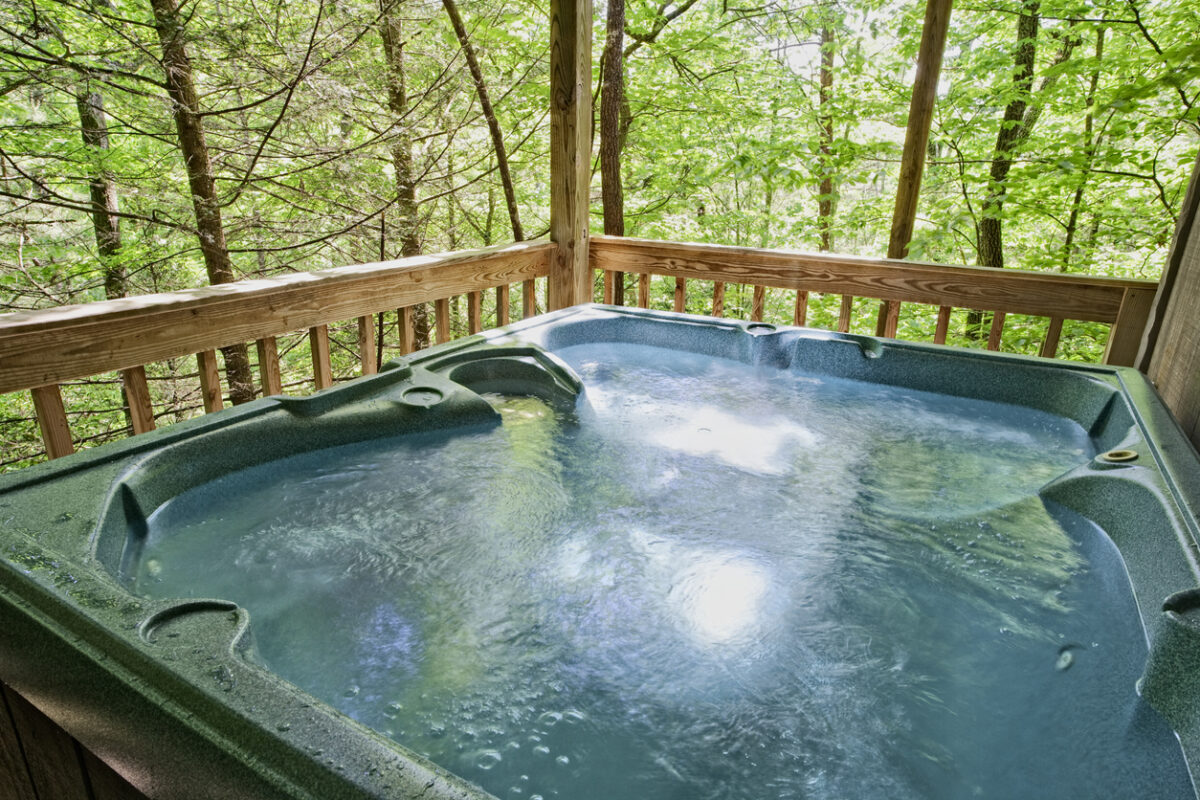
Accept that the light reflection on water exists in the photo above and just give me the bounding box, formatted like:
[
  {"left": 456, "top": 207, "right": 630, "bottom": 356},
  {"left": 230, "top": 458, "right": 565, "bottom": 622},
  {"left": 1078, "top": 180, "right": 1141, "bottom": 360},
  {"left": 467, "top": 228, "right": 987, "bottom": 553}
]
[{"left": 135, "top": 343, "right": 1191, "bottom": 800}]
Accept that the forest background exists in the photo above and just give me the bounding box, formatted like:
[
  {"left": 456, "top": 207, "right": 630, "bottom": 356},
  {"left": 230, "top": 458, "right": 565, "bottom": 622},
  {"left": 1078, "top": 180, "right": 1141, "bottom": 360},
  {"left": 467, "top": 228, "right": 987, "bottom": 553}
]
[{"left": 0, "top": 0, "right": 1197, "bottom": 469}]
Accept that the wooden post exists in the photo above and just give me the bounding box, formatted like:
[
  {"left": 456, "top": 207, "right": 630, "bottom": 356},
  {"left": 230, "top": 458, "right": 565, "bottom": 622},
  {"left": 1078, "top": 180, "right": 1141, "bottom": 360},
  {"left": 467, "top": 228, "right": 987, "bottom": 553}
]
[
  {"left": 793, "top": 290, "right": 808, "bottom": 326},
  {"left": 751, "top": 285, "right": 766, "bottom": 322},
  {"left": 522, "top": 279, "right": 537, "bottom": 318},
  {"left": 435, "top": 297, "right": 451, "bottom": 343},
  {"left": 934, "top": 306, "right": 952, "bottom": 345},
  {"left": 547, "top": 0, "right": 592, "bottom": 310},
  {"left": 357, "top": 315, "right": 377, "bottom": 375},
  {"left": 712, "top": 282, "right": 726, "bottom": 317},
  {"left": 467, "top": 291, "right": 483, "bottom": 334},
  {"left": 1104, "top": 287, "right": 1157, "bottom": 367},
  {"left": 31, "top": 384, "right": 73, "bottom": 459},
  {"left": 986, "top": 312, "right": 1006, "bottom": 351},
  {"left": 673, "top": 277, "right": 686, "bottom": 313},
  {"left": 196, "top": 349, "right": 224, "bottom": 412},
  {"left": 497, "top": 284, "right": 510, "bottom": 326},
  {"left": 256, "top": 337, "right": 283, "bottom": 396},
  {"left": 309, "top": 325, "right": 332, "bottom": 390},
  {"left": 876, "top": 0, "right": 954, "bottom": 338},
  {"left": 1040, "top": 317, "right": 1063, "bottom": 358},
  {"left": 120, "top": 366, "right": 155, "bottom": 434},
  {"left": 397, "top": 307, "right": 416, "bottom": 354}
]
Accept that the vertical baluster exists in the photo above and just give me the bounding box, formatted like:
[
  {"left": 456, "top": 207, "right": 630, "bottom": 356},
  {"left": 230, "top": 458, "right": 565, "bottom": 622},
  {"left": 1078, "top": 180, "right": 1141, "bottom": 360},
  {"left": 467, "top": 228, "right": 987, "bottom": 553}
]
[
  {"left": 398, "top": 307, "right": 416, "bottom": 354},
  {"left": 603, "top": 272, "right": 614, "bottom": 304},
  {"left": 837, "top": 296, "right": 854, "bottom": 333},
  {"left": 987, "top": 312, "right": 1006, "bottom": 351},
  {"left": 309, "top": 325, "right": 332, "bottom": 390},
  {"left": 522, "top": 279, "right": 537, "bottom": 318},
  {"left": 435, "top": 297, "right": 451, "bottom": 343},
  {"left": 497, "top": 285, "right": 510, "bottom": 327},
  {"left": 256, "top": 336, "right": 283, "bottom": 396},
  {"left": 751, "top": 286, "right": 765, "bottom": 322},
  {"left": 933, "top": 306, "right": 952, "bottom": 345},
  {"left": 876, "top": 301, "right": 901, "bottom": 338},
  {"left": 793, "top": 290, "right": 808, "bottom": 326},
  {"left": 358, "top": 315, "right": 378, "bottom": 375},
  {"left": 638, "top": 274, "right": 650, "bottom": 308},
  {"left": 1041, "top": 317, "right": 1063, "bottom": 359},
  {"left": 467, "top": 291, "right": 482, "bottom": 334},
  {"left": 31, "top": 384, "right": 74, "bottom": 459},
  {"left": 712, "top": 282, "right": 726, "bottom": 317},
  {"left": 121, "top": 366, "right": 155, "bottom": 434},
  {"left": 673, "top": 277, "right": 686, "bottom": 313},
  {"left": 196, "top": 350, "right": 224, "bottom": 412}
]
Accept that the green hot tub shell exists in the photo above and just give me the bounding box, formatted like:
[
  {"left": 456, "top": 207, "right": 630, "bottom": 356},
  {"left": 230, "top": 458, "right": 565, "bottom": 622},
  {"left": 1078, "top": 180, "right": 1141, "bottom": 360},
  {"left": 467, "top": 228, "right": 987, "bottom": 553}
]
[{"left": 1, "top": 304, "right": 1199, "bottom": 798}]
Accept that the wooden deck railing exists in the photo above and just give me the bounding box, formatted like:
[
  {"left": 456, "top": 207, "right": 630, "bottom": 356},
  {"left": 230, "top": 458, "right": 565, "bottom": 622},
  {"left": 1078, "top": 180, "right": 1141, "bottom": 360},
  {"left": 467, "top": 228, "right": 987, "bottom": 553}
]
[
  {"left": 593, "top": 236, "right": 1156, "bottom": 365},
  {"left": 0, "top": 236, "right": 1158, "bottom": 464}
]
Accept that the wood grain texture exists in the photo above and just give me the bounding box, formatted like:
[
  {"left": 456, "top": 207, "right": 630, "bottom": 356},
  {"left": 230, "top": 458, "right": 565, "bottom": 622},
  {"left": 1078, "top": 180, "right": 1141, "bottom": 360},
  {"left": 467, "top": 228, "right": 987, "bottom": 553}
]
[
  {"left": 638, "top": 273, "right": 649, "bottom": 308},
  {"left": 1103, "top": 286, "right": 1156, "bottom": 367},
  {"left": 523, "top": 278, "right": 537, "bottom": 318},
  {"left": 712, "top": 282, "right": 726, "bottom": 317},
  {"left": 196, "top": 349, "right": 224, "bottom": 412},
  {"left": 934, "top": 305, "right": 952, "bottom": 345},
  {"left": 357, "top": 315, "right": 377, "bottom": 375},
  {"left": 1041, "top": 317, "right": 1063, "bottom": 358},
  {"left": 79, "top": 746, "right": 150, "bottom": 800},
  {"left": 673, "top": 277, "right": 686, "bottom": 313},
  {"left": 592, "top": 236, "right": 1151, "bottom": 323},
  {"left": 309, "top": 325, "right": 332, "bottom": 390},
  {"left": 435, "top": 297, "right": 451, "bottom": 344},
  {"left": 256, "top": 336, "right": 283, "bottom": 396},
  {"left": 0, "top": 684, "right": 37, "bottom": 800},
  {"left": 397, "top": 307, "right": 416, "bottom": 354},
  {"left": 1147, "top": 203, "right": 1200, "bottom": 445},
  {"left": 751, "top": 285, "right": 765, "bottom": 322},
  {"left": 497, "top": 284, "right": 510, "bottom": 326},
  {"left": 547, "top": 0, "right": 592, "bottom": 310},
  {"left": 0, "top": 241, "right": 551, "bottom": 394},
  {"left": 987, "top": 312, "right": 1006, "bottom": 351},
  {"left": 120, "top": 366, "right": 155, "bottom": 434},
  {"left": 3, "top": 686, "right": 91, "bottom": 800},
  {"left": 837, "top": 295, "right": 853, "bottom": 333},
  {"left": 876, "top": 300, "right": 900, "bottom": 338},
  {"left": 793, "top": 290, "right": 808, "bottom": 326},
  {"left": 31, "top": 384, "right": 73, "bottom": 459},
  {"left": 467, "top": 291, "right": 482, "bottom": 334}
]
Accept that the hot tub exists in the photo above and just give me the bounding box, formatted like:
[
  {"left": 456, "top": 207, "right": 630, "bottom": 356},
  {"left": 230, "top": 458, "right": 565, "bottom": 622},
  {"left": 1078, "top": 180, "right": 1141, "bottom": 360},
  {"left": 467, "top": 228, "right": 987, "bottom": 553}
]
[{"left": 1, "top": 304, "right": 1198, "bottom": 799}]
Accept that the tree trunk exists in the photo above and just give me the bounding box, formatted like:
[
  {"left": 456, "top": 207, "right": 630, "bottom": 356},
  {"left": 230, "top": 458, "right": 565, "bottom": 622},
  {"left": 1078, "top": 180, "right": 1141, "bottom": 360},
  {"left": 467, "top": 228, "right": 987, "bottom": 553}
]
[
  {"left": 75, "top": 80, "right": 125, "bottom": 300},
  {"left": 149, "top": 0, "right": 255, "bottom": 403},
  {"left": 1061, "top": 27, "right": 1104, "bottom": 271},
  {"left": 600, "top": 0, "right": 625, "bottom": 304},
  {"left": 378, "top": 2, "right": 429, "bottom": 346},
  {"left": 977, "top": 3, "right": 1040, "bottom": 272},
  {"left": 443, "top": 0, "right": 524, "bottom": 242},
  {"left": 817, "top": 23, "right": 835, "bottom": 253}
]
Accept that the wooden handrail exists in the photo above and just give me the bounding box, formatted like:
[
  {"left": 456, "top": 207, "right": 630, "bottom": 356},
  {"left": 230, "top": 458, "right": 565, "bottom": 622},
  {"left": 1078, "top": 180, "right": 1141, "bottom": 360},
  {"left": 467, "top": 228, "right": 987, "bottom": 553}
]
[
  {"left": 591, "top": 236, "right": 1154, "bottom": 323},
  {"left": 0, "top": 241, "right": 552, "bottom": 395},
  {"left": 0, "top": 235, "right": 1161, "bottom": 464}
]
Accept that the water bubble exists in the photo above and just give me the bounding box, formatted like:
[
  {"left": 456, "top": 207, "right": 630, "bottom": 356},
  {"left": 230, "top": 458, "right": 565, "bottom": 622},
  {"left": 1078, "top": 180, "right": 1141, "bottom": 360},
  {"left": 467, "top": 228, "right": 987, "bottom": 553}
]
[
  {"left": 555, "top": 755, "right": 570, "bottom": 766},
  {"left": 562, "top": 709, "right": 585, "bottom": 725},
  {"left": 532, "top": 745, "right": 551, "bottom": 757},
  {"left": 537, "top": 711, "right": 563, "bottom": 727},
  {"left": 475, "top": 750, "right": 503, "bottom": 770},
  {"left": 343, "top": 685, "right": 360, "bottom": 698}
]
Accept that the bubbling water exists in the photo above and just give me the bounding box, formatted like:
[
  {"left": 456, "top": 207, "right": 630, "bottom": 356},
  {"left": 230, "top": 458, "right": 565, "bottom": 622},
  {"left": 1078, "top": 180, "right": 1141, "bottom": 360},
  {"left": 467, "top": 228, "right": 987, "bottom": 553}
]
[{"left": 135, "top": 342, "right": 1190, "bottom": 799}]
